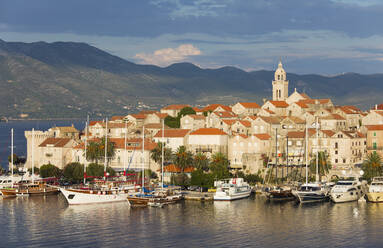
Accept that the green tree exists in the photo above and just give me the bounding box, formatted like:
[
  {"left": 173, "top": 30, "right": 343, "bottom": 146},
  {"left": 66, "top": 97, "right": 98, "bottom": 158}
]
[
  {"left": 86, "top": 138, "right": 116, "bottom": 164},
  {"left": 150, "top": 142, "right": 173, "bottom": 164},
  {"left": 177, "top": 107, "right": 196, "bottom": 118},
  {"left": 362, "top": 151, "right": 382, "bottom": 182},
  {"left": 86, "top": 163, "right": 116, "bottom": 178},
  {"left": 164, "top": 116, "right": 180, "bottom": 128},
  {"left": 210, "top": 152, "right": 231, "bottom": 180},
  {"left": 28, "top": 167, "right": 40, "bottom": 175},
  {"left": 63, "top": 162, "right": 84, "bottom": 183},
  {"left": 173, "top": 146, "right": 193, "bottom": 173},
  {"left": 8, "top": 154, "right": 20, "bottom": 165},
  {"left": 309, "top": 151, "right": 332, "bottom": 177},
  {"left": 193, "top": 153, "right": 210, "bottom": 171},
  {"left": 191, "top": 169, "right": 214, "bottom": 188},
  {"left": 39, "top": 163, "right": 62, "bottom": 178}
]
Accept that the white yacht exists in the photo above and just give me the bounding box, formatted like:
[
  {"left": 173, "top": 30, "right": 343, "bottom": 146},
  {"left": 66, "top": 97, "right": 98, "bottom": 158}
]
[
  {"left": 366, "top": 177, "right": 383, "bottom": 203},
  {"left": 330, "top": 180, "right": 363, "bottom": 203},
  {"left": 293, "top": 182, "right": 329, "bottom": 203},
  {"left": 213, "top": 178, "right": 252, "bottom": 201}
]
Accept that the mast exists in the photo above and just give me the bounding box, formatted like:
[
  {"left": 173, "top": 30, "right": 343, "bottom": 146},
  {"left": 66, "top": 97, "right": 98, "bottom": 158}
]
[
  {"left": 305, "top": 122, "right": 308, "bottom": 185},
  {"left": 161, "top": 119, "right": 164, "bottom": 189},
  {"left": 103, "top": 118, "right": 108, "bottom": 181},
  {"left": 32, "top": 128, "right": 35, "bottom": 184},
  {"left": 124, "top": 120, "right": 127, "bottom": 177},
  {"left": 275, "top": 127, "right": 278, "bottom": 181},
  {"left": 84, "top": 115, "right": 89, "bottom": 185},
  {"left": 11, "top": 128, "right": 14, "bottom": 187},
  {"left": 316, "top": 116, "right": 319, "bottom": 182},
  {"left": 142, "top": 125, "right": 145, "bottom": 191}
]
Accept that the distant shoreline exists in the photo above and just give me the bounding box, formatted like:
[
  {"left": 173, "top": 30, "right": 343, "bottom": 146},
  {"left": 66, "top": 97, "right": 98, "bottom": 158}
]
[{"left": 2, "top": 118, "right": 85, "bottom": 122}]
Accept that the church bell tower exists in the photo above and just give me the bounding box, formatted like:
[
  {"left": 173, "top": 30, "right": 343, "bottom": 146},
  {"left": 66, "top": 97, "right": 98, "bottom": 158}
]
[{"left": 272, "top": 60, "right": 289, "bottom": 101}]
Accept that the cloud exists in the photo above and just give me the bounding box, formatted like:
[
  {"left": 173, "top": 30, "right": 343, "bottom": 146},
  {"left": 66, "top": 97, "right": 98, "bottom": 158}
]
[{"left": 135, "top": 44, "right": 201, "bottom": 66}]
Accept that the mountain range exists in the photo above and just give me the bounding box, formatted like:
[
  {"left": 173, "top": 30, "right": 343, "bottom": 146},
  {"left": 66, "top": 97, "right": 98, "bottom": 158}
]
[{"left": 0, "top": 39, "right": 382, "bottom": 119}]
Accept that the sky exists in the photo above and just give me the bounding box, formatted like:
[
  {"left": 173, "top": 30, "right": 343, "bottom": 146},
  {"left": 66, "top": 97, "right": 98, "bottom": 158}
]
[{"left": 0, "top": 0, "right": 383, "bottom": 74}]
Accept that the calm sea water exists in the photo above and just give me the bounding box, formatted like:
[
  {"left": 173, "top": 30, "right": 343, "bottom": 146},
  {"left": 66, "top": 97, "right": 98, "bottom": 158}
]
[
  {"left": 0, "top": 120, "right": 85, "bottom": 169},
  {"left": 1, "top": 195, "right": 383, "bottom": 248}
]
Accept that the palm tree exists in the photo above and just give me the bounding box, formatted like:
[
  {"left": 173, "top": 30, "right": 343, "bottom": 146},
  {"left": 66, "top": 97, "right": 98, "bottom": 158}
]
[
  {"left": 173, "top": 146, "right": 193, "bottom": 173},
  {"left": 210, "top": 152, "right": 230, "bottom": 180},
  {"left": 85, "top": 138, "right": 116, "bottom": 164},
  {"left": 86, "top": 141, "right": 101, "bottom": 164},
  {"left": 362, "top": 151, "right": 382, "bottom": 181},
  {"left": 150, "top": 142, "right": 173, "bottom": 164},
  {"left": 309, "top": 151, "right": 332, "bottom": 178},
  {"left": 193, "top": 153, "right": 209, "bottom": 171}
]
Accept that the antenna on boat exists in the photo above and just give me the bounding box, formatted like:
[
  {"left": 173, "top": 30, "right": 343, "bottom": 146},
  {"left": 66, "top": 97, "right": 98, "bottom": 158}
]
[
  {"left": 161, "top": 119, "right": 164, "bottom": 190},
  {"left": 32, "top": 128, "right": 35, "bottom": 184},
  {"left": 11, "top": 128, "right": 14, "bottom": 187},
  {"left": 142, "top": 125, "right": 145, "bottom": 192},
  {"left": 104, "top": 118, "right": 108, "bottom": 181},
  {"left": 84, "top": 115, "right": 89, "bottom": 185}
]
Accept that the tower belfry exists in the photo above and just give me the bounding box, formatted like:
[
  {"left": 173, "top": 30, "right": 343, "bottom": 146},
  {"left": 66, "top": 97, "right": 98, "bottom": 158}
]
[{"left": 272, "top": 59, "right": 289, "bottom": 101}]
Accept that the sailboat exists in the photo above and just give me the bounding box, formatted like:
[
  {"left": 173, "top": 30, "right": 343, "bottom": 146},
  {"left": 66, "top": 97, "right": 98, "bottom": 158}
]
[
  {"left": 60, "top": 118, "right": 134, "bottom": 205},
  {"left": 293, "top": 119, "right": 329, "bottom": 203}
]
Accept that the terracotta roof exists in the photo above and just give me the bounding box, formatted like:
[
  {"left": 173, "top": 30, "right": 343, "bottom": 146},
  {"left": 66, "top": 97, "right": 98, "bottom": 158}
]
[
  {"left": 365, "top": 125, "right": 383, "bottom": 131},
  {"left": 96, "top": 122, "right": 130, "bottom": 128},
  {"left": 145, "top": 123, "right": 169, "bottom": 129},
  {"left": 129, "top": 114, "right": 146, "bottom": 119},
  {"left": 299, "top": 99, "right": 331, "bottom": 105},
  {"left": 39, "top": 138, "right": 72, "bottom": 147},
  {"left": 139, "top": 110, "right": 158, "bottom": 115},
  {"left": 238, "top": 120, "right": 251, "bottom": 127},
  {"left": 283, "top": 116, "right": 305, "bottom": 124},
  {"left": 110, "top": 116, "right": 125, "bottom": 121},
  {"left": 254, "top": 133, "right": 271, "bottom": 140},
  {"left": 153, "top": 129, "right": 190, "bottom": 138},
  {"left": 295, "top": 101, "right": 309, "bottom": 108},
  {"left": 263, "top": 109, "right": 275, "bottom": 114},
  {"left": 300, "top": 93, "right": 311, "bottom": 99},
  {"left": 202, "top": 104, "right": 232, "bottom": 112},
  {"left": 322, "top": 114, "right": 346, "bottom": 120},
  {"left": 74, "top": 137, "right": 156, "bottom": 150},
  {"left": 222, "top": 119, "right": 236, "bottom": 126},
  {"left": 258, "top": 116, "right": 281, "bottom": 124},
  {"left": 321, "top": 130, "right": 335, "bottom": 137},
  {"left": 162, "top": 104, "right": 190, "bottom": 110},
  {"left": 372, "top": 104, "right": 383, "bottom": 110},
  {"left": 162, "top": 164, "right": 194, "bottom": 173},
  {"left": 238, "top": 134, "right": 248, "bottom": 139},
  {"left": 238, "top": 102, "right": 261, "bottom": 109},
  {"left": 193, "top": 107, "right": 203, "bottom": 112},
  {"left": 190, "top": 128, "right": 228, "bottom": 135},
  {"left": 89, "top": 121, "right": 103, "bottom": 126},
  {"left": 287, "top": 131, "right": 305, "bottom": 139},
  {"left": 269, "top": 101, "right": 289, "bottom": 108},
  {"left": 244, "top": 116, "right": 257, "bottom": 121},
  {"left": 154, "top": 113, "right": 169, "bottom": 119},
  {"left": 356, "top": 131, "right": 366, "bottom": 138}
]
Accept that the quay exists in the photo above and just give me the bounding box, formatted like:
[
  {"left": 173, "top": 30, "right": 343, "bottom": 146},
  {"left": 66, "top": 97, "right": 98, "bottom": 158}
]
[{"left": 183, "top": 191, "right": 214, "bottom": 201}]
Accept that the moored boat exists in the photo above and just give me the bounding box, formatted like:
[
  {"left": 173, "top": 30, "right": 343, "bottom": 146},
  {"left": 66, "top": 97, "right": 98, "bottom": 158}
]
[
  {"left": 293, "top": 183, "right": 329, "bottom": 203},
  {"left": 366, "top": 177, "right": 383, "bottom": 203},
  {"left": 60, "top": 187, "right": 131, "bottom": 205},
  {"left": 0, "top": 181, "right": 59, "bottom": 198},
  {"left": 267, "top": 186, "right": 295, "bottom": 201},
  {"left": 213, "top": 178, "right": 252, "bottom": 201},
  {"left": 330, "top": 180, "right": 363, "bottom": 203}
]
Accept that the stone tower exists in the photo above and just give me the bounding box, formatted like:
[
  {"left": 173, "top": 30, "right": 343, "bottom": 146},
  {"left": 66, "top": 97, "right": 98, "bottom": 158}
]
[{"left": 272, "top": 60, "right": 289, "bottom": 101}]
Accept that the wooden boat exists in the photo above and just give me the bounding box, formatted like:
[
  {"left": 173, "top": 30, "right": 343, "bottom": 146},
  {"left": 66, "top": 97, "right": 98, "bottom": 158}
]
[
  {"left": 267, "top": 186, "right": 295, "bottom": 201},
  {"left": 0, "top": 182, "right": 59, "bottom": 198}
]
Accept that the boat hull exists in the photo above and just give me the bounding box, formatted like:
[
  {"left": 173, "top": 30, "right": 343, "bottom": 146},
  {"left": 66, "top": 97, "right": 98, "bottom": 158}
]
[
  {"left": 213, "top": 190, "right": 251, "bottom": 201},
  {"left": 330, "top": 192, "right": 362, "bottom": 203},
  {"left": 60, "top": 188, "right": 128, "bottom": 205},
  {"left": 366, "top": 192, "right": 383, "bottom": 203},
  {"left": 296, "top": 192, "right": 327, "bottom": 203},
  {"left": 1, "top": 187, "right": 59, "bottom": 197},
  {"left": 267, "top": 190, "right": 295, "bottom": 201}
]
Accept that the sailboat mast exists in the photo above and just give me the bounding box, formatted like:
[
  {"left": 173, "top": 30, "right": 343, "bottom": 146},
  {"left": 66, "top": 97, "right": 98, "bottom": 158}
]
[
  {"left": 84, "top": 116, "right": 88, "bottom": 185},
  {"left": 316, "top": 116, "right": 319, "bottom": 182},
  {"left": 161, "top": 119, "right": 164, "bottom": 189},
  {"left": 305, "top": 123, "right": 308, "bottom": 185},
  {"left": 104, "top": 118, "right": 108, "bottom": 180},
  {"left": 142, "top": 125, "right": 145, "bottom": 190},
  {"left": 124, "top": 121, "right": 127, "bottom": 177},
  {"left": 32, "top": 128, "right": 35, "bottom": 184},
  {"left": 11, "top": 128, "right": 14, "bottom": 187}
]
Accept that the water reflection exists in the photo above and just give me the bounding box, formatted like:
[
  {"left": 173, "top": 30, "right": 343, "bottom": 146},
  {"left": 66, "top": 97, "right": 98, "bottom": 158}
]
[{"left": 1, "top": 195, "right": 383, "bottom": 247}]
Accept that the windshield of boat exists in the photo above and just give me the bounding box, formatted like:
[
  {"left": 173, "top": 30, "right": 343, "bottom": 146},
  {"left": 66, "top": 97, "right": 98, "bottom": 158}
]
[
  {"left": 336, "top": 182, "right": 353, "bottom": 185},
  {"left": 299, "top": 186, "right": 321, "bottom": 191}
]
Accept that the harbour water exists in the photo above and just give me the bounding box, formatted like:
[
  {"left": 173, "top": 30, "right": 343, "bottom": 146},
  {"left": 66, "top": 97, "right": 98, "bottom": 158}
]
[
  {"left": 0, "top": 120, "right": 85, "bottom": 169},
  {"left": 1, "top": 194, "right": 383, "bottom": 248}
]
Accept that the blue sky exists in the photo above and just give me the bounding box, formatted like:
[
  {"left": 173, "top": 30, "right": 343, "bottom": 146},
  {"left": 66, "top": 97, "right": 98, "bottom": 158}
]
[{"left": 0, "top": 0, "right": 382, "bottom": 74}]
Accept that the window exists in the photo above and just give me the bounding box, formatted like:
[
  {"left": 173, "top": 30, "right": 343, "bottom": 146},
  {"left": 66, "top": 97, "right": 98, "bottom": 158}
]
[
  {"left": 373, "top": 142, "right": 377, "bottom": 150},
  {"left": 335, "top": 159, "right": 338, "bottom": 163},
  {"left": 278, "top": 75, "right": 280, "bottom": 80},
  {"left": 343, "top": 159, "right": 346, "bottom": 163},
  {"left": 374, "top": 132, "right": 376, "bottom": 137},
  {"left": 335, "top": 150, "right": 338, "bottom": 155},
  {"left": 335, "top": 142, "right": 338, "bottom": 149}
]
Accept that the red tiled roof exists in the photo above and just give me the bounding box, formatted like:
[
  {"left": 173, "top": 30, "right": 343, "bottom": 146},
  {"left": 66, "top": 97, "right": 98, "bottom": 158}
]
[
  {"left": 244, "top": 116, "right": 257, "bottom": 121},
  {"left": 89, "top": 121, "right": 103, "bottom": 126},
  {"left": 322, "top": 114, "right": 346, "bottom": 120},
  {"left": 300, "top": 99, "right": 331, "bottom": 105},
  {"left": 193, "top": 107, "right": 203, "bottom": 112},
  {"left": 287, "top": 131, "right": 305, "bottom": 139},
  {"left": 190, "top": 128, "right": 228, "bottom": 135},
  {"left": 39, "top": 138, "right": 71, "bottom": 147},
  {"left": 239, "top": 102, "right": 261, "bottom": 109},
  {"left": 295, "top": 101, "right": 309, "bottom": 108},
  {"left": 145, "top": 123, "right": 169, "bottom": 129},
  {"left": 300, "top": 93, "right": 311, "bottom": 99},
  {"left": 75, "top": 138, "right": 156, "bottom": 150},
  {"left": 155, "top": 113, "right": 169, "bottom": 119},
  {"left": 239, "top": 120, "right": 251, "bottom": 127},
  {"left": 153, "top": 129, "right": 190, "bottom": 138},
  {"left": 254, "top": 133, "right": 271, "bottom": 140},
  {"left": 263, "top": 109, "right": 275, "bottom": 114},
  {"left": 139, "top": 110, "right": 158, "bottom": 115},
  {"left": 130, "top": 114, "right": 146, "bottom": 119},
  {"left": 366, "top": 125, "right": 383, "bottom": 131},
  {"left": 269, "top": 101, "right": 289, "bottom": 108},
  {"left": 321, "top": 130, "right": 335, "bottom": 137},
  {"left": 283, "top": 116, "right": 305, "bottom": 124},
  {"left": 162, "top": 164, "right": 194, "bottom": 173},
  {"left": 202, "top": 104, "right": 232, "bottom": 112},
  {"left": 258, "top": 116, "right": 281, "bottom": 124},
  {"left": 110, "top": 116, "right": 125, "bottom": 121},
  {"left": 212, "top": 111, "right": 237, "bottom": 118},
  {"left": 162, "top": 104, "right": 190, "bottom": 110},
  {"left": 222, "top": 119, "right": 236, "bottom": 126},
  {"left": 185, "top": 114, "right": 205, "bottom": 120}
]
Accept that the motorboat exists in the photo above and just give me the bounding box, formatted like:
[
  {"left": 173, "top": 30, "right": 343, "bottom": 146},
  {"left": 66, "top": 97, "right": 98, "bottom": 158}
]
[
  {"left": 330, "top": 180, "right": 363, "bottom": 203},
  {"left": 366, "top": 177, "right": 383, "bottom": 203},
  {"left": 293, "top": 183, "right": 329, "bottom": 203},
  {"left": 0, "top": 181, "right": 59, "bottom": 198},
  {"left": 213, "top": 178, "right": 252, "bottom": 201}
]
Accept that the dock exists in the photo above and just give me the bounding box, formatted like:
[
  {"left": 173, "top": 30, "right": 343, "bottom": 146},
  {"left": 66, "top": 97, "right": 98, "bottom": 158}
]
[{"left": 183, "top": 191, "right": 214, "bottom": 201}]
